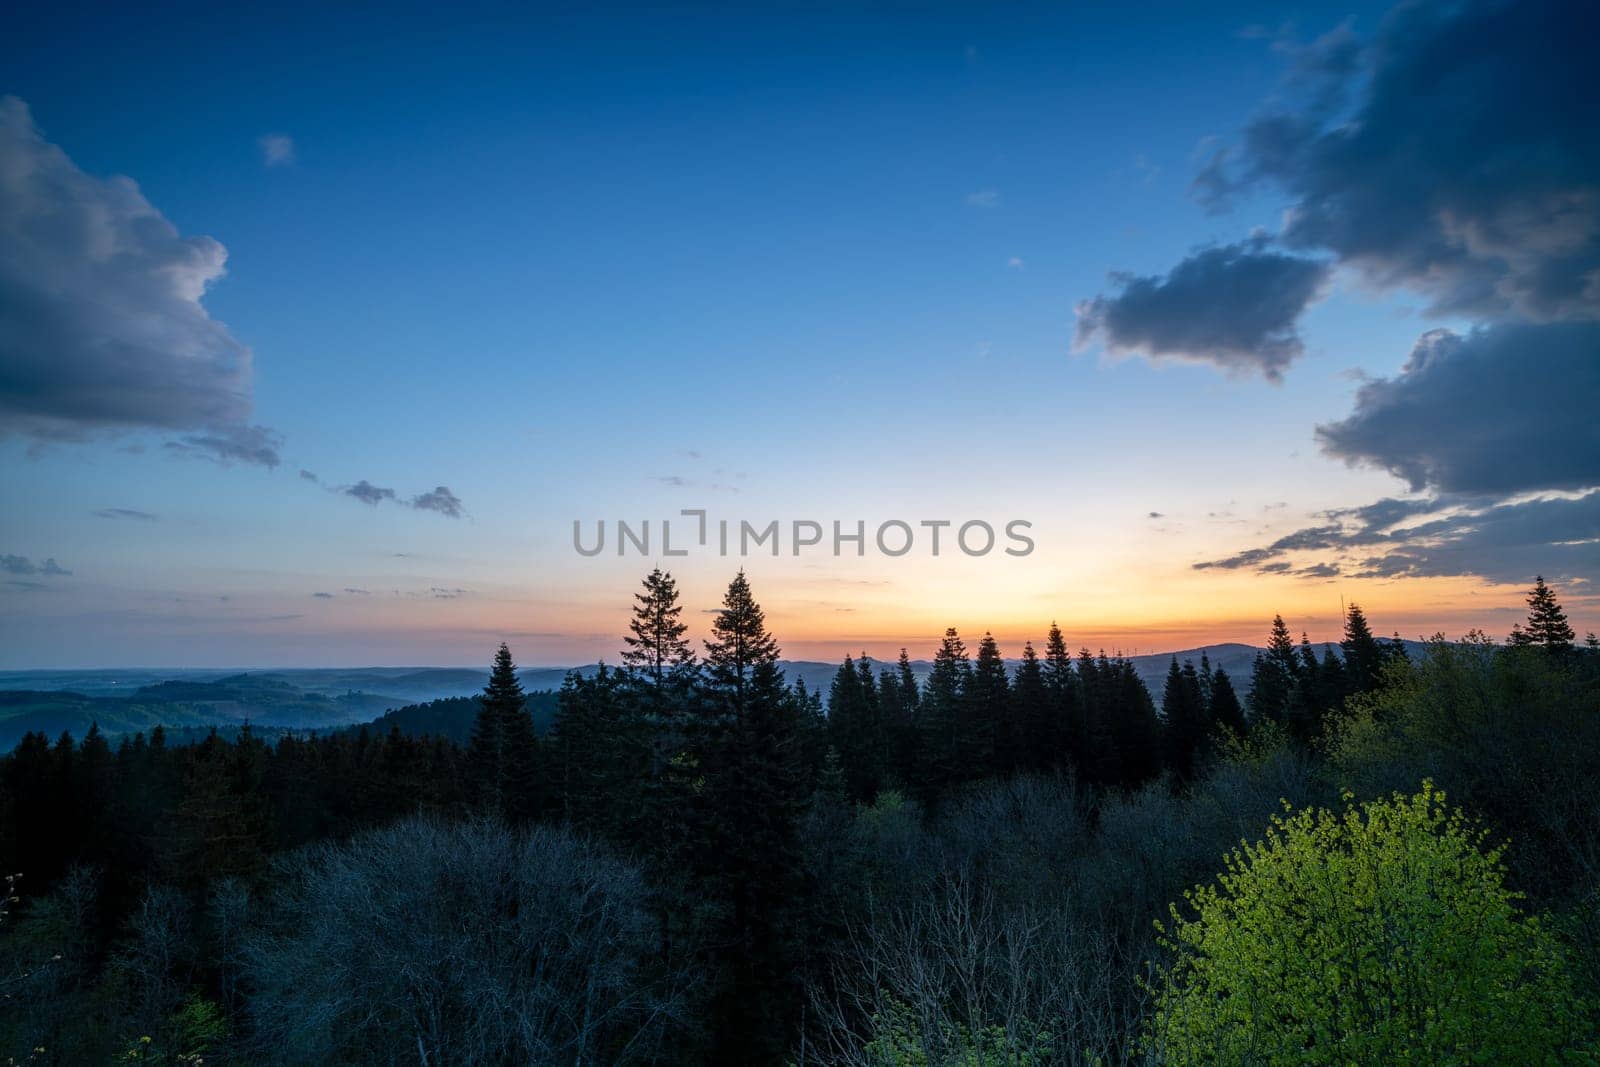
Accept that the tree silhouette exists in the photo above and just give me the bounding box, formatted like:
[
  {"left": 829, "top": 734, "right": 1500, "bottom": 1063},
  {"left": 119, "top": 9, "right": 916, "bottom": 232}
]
[{"left": 1525, "top": 575, "right": 1575, "bottom": 650}]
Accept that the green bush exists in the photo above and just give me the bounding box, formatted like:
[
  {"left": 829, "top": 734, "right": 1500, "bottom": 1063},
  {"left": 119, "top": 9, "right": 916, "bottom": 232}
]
[
  {"left": 1148, "top": 783, "right": 1596, "bottom": 1065},
  {"left": 864, "top": 996, "right": 1053, "bottom": 1066}
]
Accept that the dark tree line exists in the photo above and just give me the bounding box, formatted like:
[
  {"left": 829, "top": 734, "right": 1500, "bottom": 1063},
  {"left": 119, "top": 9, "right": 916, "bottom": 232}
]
[{"left": 0, "top": 572, "right": 1591, "bottom": 1063}]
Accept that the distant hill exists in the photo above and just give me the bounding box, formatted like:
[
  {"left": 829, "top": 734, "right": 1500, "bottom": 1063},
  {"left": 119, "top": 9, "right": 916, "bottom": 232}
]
[
  {"left": 2, "top": 640, "right": 1431, "bottom": 752},
  {"left": 0, "top": 674, "right": 409, "bottom": 752}
]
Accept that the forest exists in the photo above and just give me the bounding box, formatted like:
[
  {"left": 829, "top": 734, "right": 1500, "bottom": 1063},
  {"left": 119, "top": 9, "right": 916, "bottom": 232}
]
[{"left": 1, "top": 570, "right": 1597, "bottom": 1064}]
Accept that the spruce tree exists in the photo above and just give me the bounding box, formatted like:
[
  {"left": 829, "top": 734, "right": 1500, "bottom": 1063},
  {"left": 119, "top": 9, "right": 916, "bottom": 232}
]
[
  {"left": 1525, "top": 576, "right": 1576, "bottom": 650},
  {"left": 1163, "top": 658, "right": 1209, "bottom": 784},
  {"left": 885, "top": 649, "right": 920, "bottom": 788},
  {"left": 1108, "top": 656, "right": 1164, "bottom": 786},
  {"left": 966, "top": 633, "right": 1010, "bottom": 777},
  {"left": 1248, "top": 615, "right": 1299, "bottom": 727},
  {"left": 1341, "top": 603, "right": 1384, "bottom": 695},
  {"left": 695, "top": 571, "right": 807, "bottom": 1061},
  {"left": 621, "top": 567, "right": 696, "bottom": 682},
  {"left": 1078, "top": 648, "right": 1120, "bottom": 787},
  {"left": 1010, "top": 642, "right": 1050, "bottom": 776},
  {"left": 702, "top": 570, "right": 782, "bottom": 720},
  {"left": 1044, "top": 623, "right": 1085, "bottom": 772},
  {"left": 1209, "top": 667, "right": 1246, "bottom": 737},
  {"left": 916, "top": 628, "right": 970, "bottom": 802},
  {"left": 828, "top": 655, "right": 885, "bottom": 802},
  {"left": 468, "top": 643, "right": 541, "bottom": 822}
]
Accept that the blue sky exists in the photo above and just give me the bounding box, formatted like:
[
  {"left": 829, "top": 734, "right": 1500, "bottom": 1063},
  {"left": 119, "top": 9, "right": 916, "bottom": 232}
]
[{"left": 3, "top": 1, "right": 1595, "bottom": 666}]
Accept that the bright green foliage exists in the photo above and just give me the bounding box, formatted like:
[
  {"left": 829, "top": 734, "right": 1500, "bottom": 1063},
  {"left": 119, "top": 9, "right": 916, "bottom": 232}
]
[
  {"left": 1148, "top": 783, "right": 1595, "bottom": 1064},
  {"left": 122, "top": 995, "right": 227, "bottom": 1064},
  {"left": 864, "top": 997, "right": 1053, "bottom": 1067}
]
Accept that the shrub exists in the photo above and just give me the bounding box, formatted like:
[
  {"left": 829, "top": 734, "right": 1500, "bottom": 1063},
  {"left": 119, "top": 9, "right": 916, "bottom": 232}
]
[{"left": 1147, "top": 783, "right": 1596, "bottom": 1064}]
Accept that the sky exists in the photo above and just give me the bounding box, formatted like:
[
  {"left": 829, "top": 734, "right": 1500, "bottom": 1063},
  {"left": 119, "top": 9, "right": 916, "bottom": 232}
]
[{"left": 1, "top": 0, "right": 1596, "bottom": 668}]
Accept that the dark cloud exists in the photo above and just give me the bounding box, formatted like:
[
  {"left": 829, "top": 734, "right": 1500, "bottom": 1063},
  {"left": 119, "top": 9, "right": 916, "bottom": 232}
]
[
  {"left": 1201, "top": 0, "right": 1600, "bottom": 321},
  {"left": 1148, "top": 511, "right": 1165, "bottom": 519},
  {"left": 1194, "top": 520, "right": 1385, "bottom": 570},
  {"left": 1353, "top": 492, "right": 1600, "bottom": 584},
  {"left": 312, "top": 591, "right": 334, "bottom": 599},
  {"left": 0, "top": 97, "right": 278, "bottom": 463},
  {"left": 299, "top": 469, "right": 320, "bottom": 483},
  {"left": 1172, "top": 2, "right": 1600, "bottom": 585},
  {"left": 343, "top": 480, "right": 396, "bottom": 506},
  {"left": 1196, "top": 490, "right": 1600, "bottom": 586},
  {"left": 163, "top": 424, "right": 282, "bottom": 468},
  {"left": 2, "top": 554, "right": 69, "bottom": 576},
  {"left": 1317, "top": 321, "right": 1600, "bottom": 494},
  {"left": 342, "top": 587, "right": 371, "bottom": 596},
  {"left": 410, "top": 485, "right": 464, "bottom": 518},
  {"left": 1321, "top": 496, "right": 1442, "bottom": 534},
  {"left": 1075, "top": 240, "right": 1331, "bottom": 381},
  {"left": 93, "top": 508, "right": 157, "bottom": 521}
]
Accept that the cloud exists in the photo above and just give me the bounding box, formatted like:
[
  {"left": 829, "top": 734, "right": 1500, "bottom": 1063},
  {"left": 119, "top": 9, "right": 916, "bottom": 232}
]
[
  {"left": 2, "top": 554, "right": 70, "bottom": 576},
  {"left": 343, "top": 480, "right": 396, "bottom": 506},
  {"left": 410, "top": 485, "right": 464, "bottom": 518},
  {"left": 0, "top": 97, "right": 276, "bottom": 462},
  {"left": 1148, "top": 511, "right": 1165, "bottom": 519},
  {"left": 299, "top": 469, "right": 320, "bottom": 482},
  {"left": 163, "top": 424, "right": 282, "bottom": 468},
  {"left": 93, "top": 508, "right": 157, "bottom": 521},
  {"left": 258, "top": 133, "right": 295, "bottom": 167},
  {"left": 328, "top": 478, "right": 464, "bottom": 516},
  {"left": 1194, "top": 490, "right": 1600, "bottom": 587},
  {"left": 1075, "top": 240, "right": 1331, "bottom": 381},
  {"left": 965, "top": 189, "right": 1000, "bottom": 208},
  {"left": 312, "top": 591, "right": 333, "bottom": 599},
  {"left": 1200, "top": 1, "right": 1600, "bottom": 321},
  {"left": 1316, "top": 321, "right": 1600, "bottom": 495},
  {"left": 1355, "top": 492, "right": 1600, "bottom": 584},
  {"left": 342, "top": 587, "right": 371, "bottom": 596},
  {"left": 1008, "top": 257, "right": 1026, "bottom": 270}
]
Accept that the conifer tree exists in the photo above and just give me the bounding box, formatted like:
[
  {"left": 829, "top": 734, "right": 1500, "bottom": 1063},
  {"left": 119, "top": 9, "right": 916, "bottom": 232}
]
[
  {"left": 916, "top": 628, "right": 970, "bottom": 802},
  {"left": 468, "top": 643, "right": 541, "bottom": 822},
  {"left": 621, "top": 567, "right": 696, "bottom": 682},
  {"left": 550, "top": 663, "right": 641, "bottom": 838},
  {"left": 1341, "top": 603, "right": 1384, "bottom": 694},
  {"left": 896, "top": 647, "right": 920, "bottom": 713},
  {"left": 966, "top": 632, "right": 1010, "bottom": 776},
  {"left": 1077, "top": 648, "right": 1120, "bottom": 786},
  {"left": 1044, "top": 623, "right": 1085, "bottom": 772},
  {"left": 1525, "top": 575, "right": 1576, "bottom": 650},
  {"left": 702, "top": 570, "right": 782, "bottom": 721},
  {"left": 1248, "top": 615, "right": 1300, "bottom": 727},
  {"left": 695, "top": 571, "right": 807, "bottom": 1061},
  {"left": 1108, "top": 656, "right": 1164, "bottom": 787},
  {"left": 1209, "top": 667, "right": 1246, "bottom": 737},
  {"left": 828, "top": 655, "right": 885, "bottom": 802},
  {"left": 1163, "top": 659, "right": 1209, "bottom": 784},
  {"left": 1010, "top": 642, "right": 1050, "bottom": 776}
]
